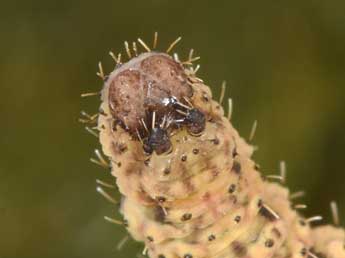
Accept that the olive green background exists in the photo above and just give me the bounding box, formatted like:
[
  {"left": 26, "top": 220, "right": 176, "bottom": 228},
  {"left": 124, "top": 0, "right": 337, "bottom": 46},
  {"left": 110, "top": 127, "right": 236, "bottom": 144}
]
[{"left": 1, "top": 0, "right": 344, "bottom": 257}]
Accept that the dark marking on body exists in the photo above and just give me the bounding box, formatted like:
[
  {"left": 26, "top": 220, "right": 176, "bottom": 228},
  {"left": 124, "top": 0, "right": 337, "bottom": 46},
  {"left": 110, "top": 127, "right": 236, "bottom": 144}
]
[
  {"left": 211, "top": 168, "right": 220, "bottom": 178},
  {"left": 202, "top": 93, "right": 209, "bottom": 102},
  {"left": 112, "top": 142, "right": 128, "bottom": 154},
  {"left": 98, "top": 107, "right": 106, "bottom": 116},
  {"left": 154, "top": 205, "right": 166, "bottom": 222},
  {"left": 211, "top": 137, "right": 220, "bottom": 145},
  {"left": 163, "top": 167, "right": 171, "bottom": 175},
  {"left": 232, "top": 161, "right": 241, "bottom": 174},
  {"left": 257, "top": 199, "right": 263, "bottom": 207},
  {"left": 232, "top": 147, "right": 238, "bottom": 157},
  {"left": 231, "top": 241, "right": 247, "bottom": 257},
  {"left": 234, "top": 215, "right": 241, "bottom": 223},
  {"left": 144, "top": 158, "right": 150, "bottom": 166},
  {"left": 228, "top": 184, "right": 236, "bottom": 194},
  {"left": 271, "top": 227, "right": 282, "bottom": 239},
  {"left": 208, "top": 234, "right": 216, "bottom": 241},
  {"left": 181, "top": 213, "right": 192, "bottom": 221},
  {"left": 265, "top": 239, "right": 274, "bottom": 248},
  {"left": 299, "top": 220, "right": 306, "bottom": 226}
]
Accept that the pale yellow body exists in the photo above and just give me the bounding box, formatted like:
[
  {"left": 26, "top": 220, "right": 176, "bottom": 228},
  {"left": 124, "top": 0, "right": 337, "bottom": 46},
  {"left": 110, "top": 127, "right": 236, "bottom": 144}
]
[{"left": 96, "top": 52, "right": 344, "bottom": 258}]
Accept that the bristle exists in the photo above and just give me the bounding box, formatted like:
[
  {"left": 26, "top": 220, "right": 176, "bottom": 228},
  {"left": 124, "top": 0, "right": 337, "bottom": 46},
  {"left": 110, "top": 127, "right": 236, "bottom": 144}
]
[
  {"left": 96, "top": 62, "right": 105, "bottom": 80},
  {"left": 153, "top": 32, "right": 158, "bottom": 49},
  {"left": 219, "top": 81, "right": 226, "bottom": 105},
  {"left": 331, "top": 201, "right": 340, "bottom": 226},
  {"left": 166, "top": 36, "right": 181, "bottom": 53},
  {"left": 248, "top": 120, "right": 258, "bottom": 142},
  {"left": 96, "top": 186, "right": 118, "bottom": 204},
  {"left": 137, "top": 38, "right": 151, "bottom": 52},
  {"left": 124, "top": 41, "right": 132, "bottom": 59}
]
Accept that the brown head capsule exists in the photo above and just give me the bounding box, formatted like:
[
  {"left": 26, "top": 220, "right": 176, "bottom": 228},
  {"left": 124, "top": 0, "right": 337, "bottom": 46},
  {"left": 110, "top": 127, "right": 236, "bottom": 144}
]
[{"left": 106, "top": 52, "right": 193, "bottom": 134}]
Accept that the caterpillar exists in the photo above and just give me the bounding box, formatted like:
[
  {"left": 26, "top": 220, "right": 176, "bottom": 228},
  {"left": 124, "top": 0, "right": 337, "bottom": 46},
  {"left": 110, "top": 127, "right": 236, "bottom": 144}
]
[{"left": 81, "top": 33, "right": 345, "bottom": 258}]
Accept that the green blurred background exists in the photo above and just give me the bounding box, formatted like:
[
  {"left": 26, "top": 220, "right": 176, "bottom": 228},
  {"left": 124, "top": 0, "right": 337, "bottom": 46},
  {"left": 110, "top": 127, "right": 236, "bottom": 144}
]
[{"left": 1, "top": 0, "right": 345, "bottom": 257}]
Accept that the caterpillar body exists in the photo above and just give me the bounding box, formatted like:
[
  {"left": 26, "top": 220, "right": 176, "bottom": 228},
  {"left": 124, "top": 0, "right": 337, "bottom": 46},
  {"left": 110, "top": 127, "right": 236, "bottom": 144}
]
[{"left": 86, "top": 36, "right": 345, "bottom": 258}]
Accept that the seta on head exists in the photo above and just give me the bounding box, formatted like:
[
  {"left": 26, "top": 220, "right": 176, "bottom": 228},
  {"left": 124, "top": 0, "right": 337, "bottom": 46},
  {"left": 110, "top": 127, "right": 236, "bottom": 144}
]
[{"left": 106, "top": 52, "right": 206, "bottom": 155}]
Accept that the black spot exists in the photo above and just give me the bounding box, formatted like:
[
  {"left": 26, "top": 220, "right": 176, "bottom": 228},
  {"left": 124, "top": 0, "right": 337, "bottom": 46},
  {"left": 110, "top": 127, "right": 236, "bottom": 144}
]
[
  {"left": 228, "top": 184, "right": 236, "bottom": 194},
  {"left": 234, "top": 215, "right": 241, "bottom": 223},
  {"left": 158, "top": 255, "right": 165, "bottom": 258},
  {"left": 111, "top": 119, "right": 119, "bottom": 132},
  {"left": 123, "top": 220, "right": 129, "bottom": 227},
  {"left": 212, "top": 137, "right": 220, "bottom": 145},
  {"left": 257, "top": 199, "right": 263, "bottom": 207},
  {"left": 144, "top": 158, "right": 150, "bottom": 166},
  {"left": 231, "top": 241, "right": 247, "bottom": 257},
  {"left": 232, "top": 161, "right": 241, "bottom": 174},
  {"left": 208, "top": 234, "right": 216, "bottom": 241},
  {"left": 202, "top": 93, "right": 209, "bottom": 102},
  {"left": 232, "top": 148, "right": 238, "bottom": 157},
  {"left": 99, "top": 107, "right": 106, "bottom": 116},
  {"left": 184, "top": 254, "right": 193, "bottom": 258},
  {"left": 163, "top": 167, "right": 171, "bottom": 175},
  {"left": 181, "top": 154, "right": 187, "bottom": 162},
  {"left": 265, "top": 239, "right": 274, "bottom": 248},
  {"left": 147, "top": 236, "right": 154, "bottom": 242},
  {"left": 192, "top": 148, "right": 199, "bottom": 154},
  {"left": 181, "top": 213, "right": 192, "bottom": 221}
]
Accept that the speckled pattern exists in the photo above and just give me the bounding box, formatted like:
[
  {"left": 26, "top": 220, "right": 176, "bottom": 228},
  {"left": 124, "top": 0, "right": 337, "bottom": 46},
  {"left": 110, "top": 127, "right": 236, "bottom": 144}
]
[{"left": 96, "top": 51, "right": 345, "bottom": 258}]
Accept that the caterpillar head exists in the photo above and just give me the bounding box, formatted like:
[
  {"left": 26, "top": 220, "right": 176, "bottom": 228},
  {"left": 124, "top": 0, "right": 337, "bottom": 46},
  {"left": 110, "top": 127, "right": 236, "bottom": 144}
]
[{"left": 105, "top": 52, "right": 206, "bottom": 154}]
